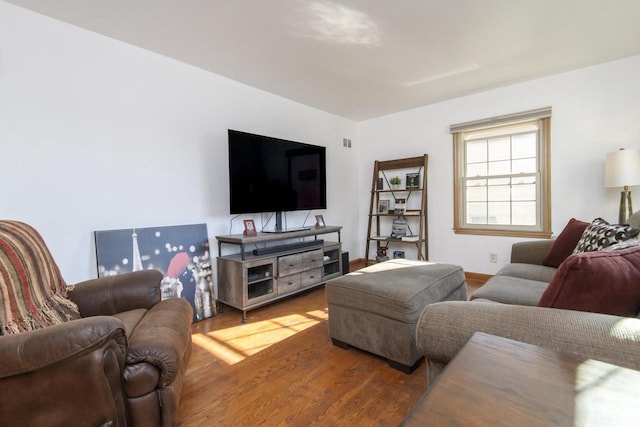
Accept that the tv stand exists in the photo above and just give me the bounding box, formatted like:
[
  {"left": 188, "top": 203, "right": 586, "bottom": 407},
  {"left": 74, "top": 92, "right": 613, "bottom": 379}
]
[{"left": 216, "top": 226, "right": 342, "bottom": 322}]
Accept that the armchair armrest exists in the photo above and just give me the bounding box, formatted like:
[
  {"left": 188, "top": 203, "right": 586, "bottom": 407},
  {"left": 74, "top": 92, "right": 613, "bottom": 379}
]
[
  {"left": 69, "top": 269, "right": 163, "bottom": 317},
  {"left": 416, "top": 301, "right": 640, "bottom": 383},
  {"left": 126, "top": 297, "right": 194, "bottom": 387},
  {"left": 0, "top": 317, "right": 128, "bottom": 426},
  {"left": 0, "top": 316, "right": 126, "bottom": 377},
  {"left": 510, "top": 240, "right": 554, "bottom": 265}
]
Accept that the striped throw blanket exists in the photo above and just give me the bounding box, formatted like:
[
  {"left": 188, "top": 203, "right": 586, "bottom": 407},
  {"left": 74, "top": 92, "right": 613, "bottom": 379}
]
[{"left": 0, "top": 220, "right": 79, "bottom": 335}]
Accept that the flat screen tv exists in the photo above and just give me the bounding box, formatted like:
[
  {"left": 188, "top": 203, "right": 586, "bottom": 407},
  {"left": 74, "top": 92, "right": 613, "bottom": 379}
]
[{"left": 228, "top": 129, "right": 327, "bottom": 232}]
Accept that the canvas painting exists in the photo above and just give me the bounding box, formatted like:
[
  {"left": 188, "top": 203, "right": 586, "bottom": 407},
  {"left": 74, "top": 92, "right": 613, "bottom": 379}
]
[{"left": 94, "top": 223, "right": 216, "bottom": 322}]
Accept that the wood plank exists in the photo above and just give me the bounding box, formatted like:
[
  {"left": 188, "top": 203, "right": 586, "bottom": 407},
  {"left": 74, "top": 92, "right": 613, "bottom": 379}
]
[
  {"left": 178, "top": 286, "right": 428, "bottom": 426},
  {"left": 377, "top": 156, "right": 426, "bottom": 171}
]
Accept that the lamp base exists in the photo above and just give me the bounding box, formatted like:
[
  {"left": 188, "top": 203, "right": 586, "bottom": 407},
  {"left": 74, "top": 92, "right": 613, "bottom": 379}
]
[{"left": 619, "top": 188, "right": 633, "bottom": 225}]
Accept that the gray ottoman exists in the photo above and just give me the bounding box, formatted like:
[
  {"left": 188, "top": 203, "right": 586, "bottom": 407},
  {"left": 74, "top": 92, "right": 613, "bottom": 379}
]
[{"left": 325, "top": 259, "right": 467, "bottom": 373}]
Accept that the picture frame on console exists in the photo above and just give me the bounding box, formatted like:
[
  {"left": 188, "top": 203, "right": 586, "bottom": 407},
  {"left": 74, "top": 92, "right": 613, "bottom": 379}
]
[
  {"left": 243, "top": 219, "right": 257, "bottom": 236},
  {"left": 315, "top": 215, "right": 326, "bottom": 228}
]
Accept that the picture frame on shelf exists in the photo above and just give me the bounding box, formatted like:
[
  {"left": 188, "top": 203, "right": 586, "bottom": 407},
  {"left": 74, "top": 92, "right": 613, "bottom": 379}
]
[
  {"left": 406, "top": 173, "right": 420, "bottom": 189},
  {"left": 315, "top": 215, "right": 326, "bottom": 228},
  {"left": 393, "top": 250, "right": 405, "bottom": 259},
  {"left": 243, "top": 219, "right": 257, "bottom": 236},
  {"left": 394, "top": 198, "right": 406, "bottom": 215},
  {"left": 377, "top": 199, "right": 390, "bottom": 214}
]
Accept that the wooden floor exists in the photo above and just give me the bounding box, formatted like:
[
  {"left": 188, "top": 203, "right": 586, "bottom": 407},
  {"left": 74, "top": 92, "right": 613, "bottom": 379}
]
[{"left": 177, "top": 262, "right": 485, "bottom": 426}]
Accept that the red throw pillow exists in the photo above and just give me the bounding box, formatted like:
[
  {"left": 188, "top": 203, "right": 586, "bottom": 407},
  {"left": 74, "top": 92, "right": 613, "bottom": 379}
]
[
  {"left": 538, "top": 246, "right": 640, "bottom": 316},
  {"left": 543, "top": 218, "right": 589, "bottom": 268}
]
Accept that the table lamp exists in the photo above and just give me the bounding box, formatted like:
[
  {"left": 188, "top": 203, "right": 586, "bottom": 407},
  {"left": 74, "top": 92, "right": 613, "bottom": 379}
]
[{"left": 604, "top": 148, "right": 640, "bottom": 224}]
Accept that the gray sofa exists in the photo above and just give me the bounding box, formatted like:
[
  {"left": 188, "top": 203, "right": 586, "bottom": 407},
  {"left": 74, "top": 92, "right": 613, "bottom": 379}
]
[{"left": 415, "top": 239, "right": 640, "bottom": 385}]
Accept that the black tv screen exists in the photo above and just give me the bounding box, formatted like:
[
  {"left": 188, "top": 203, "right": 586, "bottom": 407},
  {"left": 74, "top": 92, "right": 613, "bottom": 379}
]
[{"left": 228, "top": 130, "right": 327, "bottom": 215}]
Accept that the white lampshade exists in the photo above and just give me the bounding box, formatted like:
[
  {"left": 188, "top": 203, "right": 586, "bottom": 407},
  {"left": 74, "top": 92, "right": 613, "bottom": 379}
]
[{"left": 604, "top": 148, "right": 640, "bottom": 188}]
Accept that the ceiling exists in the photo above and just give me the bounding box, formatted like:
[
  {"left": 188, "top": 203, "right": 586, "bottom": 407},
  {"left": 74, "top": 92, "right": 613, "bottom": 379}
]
[{"left": 6, "top": 0, "right": 640, "bottom": 120}]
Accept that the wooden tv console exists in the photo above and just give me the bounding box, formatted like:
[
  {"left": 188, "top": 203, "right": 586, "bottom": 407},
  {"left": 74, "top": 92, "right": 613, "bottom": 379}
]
[{"left": 216, "top": 226, "right": 342, "bottom": 322}]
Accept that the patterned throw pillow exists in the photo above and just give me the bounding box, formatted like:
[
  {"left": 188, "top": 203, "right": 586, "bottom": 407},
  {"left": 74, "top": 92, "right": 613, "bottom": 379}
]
[
  {"left": 573, "top": 218, "right": 639, "bottom": 253},
  {"left": 604, "top": 237, "right": 640, "bottom": 251}
]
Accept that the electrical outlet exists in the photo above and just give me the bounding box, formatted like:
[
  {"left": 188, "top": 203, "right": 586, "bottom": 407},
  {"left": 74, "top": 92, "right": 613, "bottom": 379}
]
[{"left": 489, "top": 252, "right": 497, "bottom": 263}]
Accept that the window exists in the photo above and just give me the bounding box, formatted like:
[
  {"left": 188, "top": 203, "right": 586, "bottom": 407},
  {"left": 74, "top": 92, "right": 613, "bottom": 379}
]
[{"left": 452, "top": 108, "right": 551, "bottom": 238}]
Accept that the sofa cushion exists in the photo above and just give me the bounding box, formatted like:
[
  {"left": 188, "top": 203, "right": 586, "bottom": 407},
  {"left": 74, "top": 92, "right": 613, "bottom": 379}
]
[
  {"left": 470, "top": 275, "right": 549, "bottom": 306},
  {"left": 543, "top": 218, "right": 589, "bottom": 267},
  {"left": 496, "top": 263, "right": 557, "bottom": 283},
  {"left": 112, "top": 308, "right": 148, "bottom": 339},
  {"left": 573, "top": 217, "right": 639, "bottom": 253},
  {"left": 538, "top": 246, "right": 640, "bottom": 316}
]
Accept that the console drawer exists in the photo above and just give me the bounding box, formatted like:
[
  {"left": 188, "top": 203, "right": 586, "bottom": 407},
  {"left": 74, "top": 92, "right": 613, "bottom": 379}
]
[
  {"left": 278, "top": 253, "right": 303, "bottom": 276},
  {"left": 301, "top": 267, "right": 323, "bottom": 288},
  {"left": 302, "top": 249, "right": 324, "bottom": 269},
  {"left": 278, "top": 273, "right": 302, "bottom": 295}
]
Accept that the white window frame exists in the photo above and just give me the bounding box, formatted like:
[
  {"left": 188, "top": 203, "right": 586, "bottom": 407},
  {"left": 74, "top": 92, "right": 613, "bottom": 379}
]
[{"left": 451, "top": 108, "right": 552, "bottom": 238}]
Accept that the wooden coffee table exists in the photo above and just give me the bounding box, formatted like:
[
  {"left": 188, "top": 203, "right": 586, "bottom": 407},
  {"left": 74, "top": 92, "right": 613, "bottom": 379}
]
[{"left": 401, "top": 332, "right": 640, "bottom": 426}]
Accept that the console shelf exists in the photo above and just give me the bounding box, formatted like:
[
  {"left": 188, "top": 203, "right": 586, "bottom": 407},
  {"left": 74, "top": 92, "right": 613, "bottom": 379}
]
[{"left": 216, "top": 226, "right": 342, "bottom": 322}]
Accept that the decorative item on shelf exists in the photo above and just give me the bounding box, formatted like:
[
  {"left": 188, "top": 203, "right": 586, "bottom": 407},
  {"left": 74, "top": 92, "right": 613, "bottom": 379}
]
[
  {"left": 376, "top": 245, "right": 389, "bottom": 262},
  {"left": 371, "top": 235, "right": 389, "bottom": 240},
  {"left": 389, "top": 176, "right": 402, "bottom": 190},
  {"left": 401, "top": 235, "right": 419, "bottom": 242},
  {"left": 377, "top": 199, "right": 390, "bottom": 214},
  {"left": 315, "top": 215, "right": 326, "bottom": 228},
  {"left": 605, "top": 148, "right": 640, "bottom": 224},
  {"left": 243, "top": 219, "right": 257, "bottom": 236},
  {"left": 393, "top": 250, "right": 405, "bottom": 259},
  {"left": 391, "top": 217, "right": 408, "bottom": 238},
  {"left": 406, "top": 172, "right": 420, "bottom": 189},
  {"left": 394, "top": 198, "right": 406, "bottom": 215},
  {"left": 377, "top": 177, "right": 384, "bottom": 190}
]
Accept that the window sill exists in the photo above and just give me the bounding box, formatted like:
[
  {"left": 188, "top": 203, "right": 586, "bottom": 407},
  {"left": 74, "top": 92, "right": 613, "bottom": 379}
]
[{"left": 453, "top": 227, "right": 552, "bottom": 239}]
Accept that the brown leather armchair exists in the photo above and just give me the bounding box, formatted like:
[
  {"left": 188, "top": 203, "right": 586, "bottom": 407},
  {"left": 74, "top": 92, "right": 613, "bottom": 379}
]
[{"left": 0, "top": 221, "right": 193, "bottom": 427}]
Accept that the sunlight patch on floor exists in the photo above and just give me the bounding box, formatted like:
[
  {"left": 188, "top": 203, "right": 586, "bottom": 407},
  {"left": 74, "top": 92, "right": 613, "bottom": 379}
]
[
  {"left": 350, "top": 259, "right": 435, "bottom": 275},
  {"left": 191, "top": 308, "right": 328, "bottom": 365}
]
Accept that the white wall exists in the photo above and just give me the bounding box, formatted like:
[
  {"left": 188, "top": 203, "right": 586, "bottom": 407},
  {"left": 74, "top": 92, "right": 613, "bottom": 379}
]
[
  {"left": 3, "top": 2, "right": 640, "bottom": 283},
  {"left": 357, "top": 55, "right": 640, "bottom": 274},
  {"left": 0, "top": 2, "right": 359, "bottom": 284}
]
